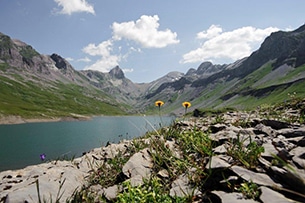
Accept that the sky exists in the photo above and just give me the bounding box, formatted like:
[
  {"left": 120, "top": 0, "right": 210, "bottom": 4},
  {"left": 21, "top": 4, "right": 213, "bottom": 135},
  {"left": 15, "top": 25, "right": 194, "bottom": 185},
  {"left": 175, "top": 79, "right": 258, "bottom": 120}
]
[{"left": 1, "top": 0, "right": 305, "bottom": 83}]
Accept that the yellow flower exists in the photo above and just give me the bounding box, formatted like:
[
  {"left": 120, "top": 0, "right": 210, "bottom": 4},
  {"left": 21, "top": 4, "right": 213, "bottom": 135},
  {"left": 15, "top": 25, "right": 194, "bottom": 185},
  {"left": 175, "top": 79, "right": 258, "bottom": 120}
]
[
  {"left": 182, "top": 101, "right": 191, "bottom": 108},
  {"left": 155, "top": 100, "right": 164, "bottom": 107}
]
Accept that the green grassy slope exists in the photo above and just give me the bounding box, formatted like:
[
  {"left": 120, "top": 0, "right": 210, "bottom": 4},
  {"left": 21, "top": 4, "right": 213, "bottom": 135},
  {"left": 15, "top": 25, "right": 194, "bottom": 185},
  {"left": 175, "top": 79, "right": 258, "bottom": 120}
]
[{"left": 0, "top": 70, "right": 129, "bottom": 118}]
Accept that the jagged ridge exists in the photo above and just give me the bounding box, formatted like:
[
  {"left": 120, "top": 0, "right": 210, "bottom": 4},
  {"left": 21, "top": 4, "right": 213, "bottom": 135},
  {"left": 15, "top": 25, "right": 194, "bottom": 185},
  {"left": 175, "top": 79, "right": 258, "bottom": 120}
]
[{"left": 1, "top": 24, "right": 305, "bottom": 118}]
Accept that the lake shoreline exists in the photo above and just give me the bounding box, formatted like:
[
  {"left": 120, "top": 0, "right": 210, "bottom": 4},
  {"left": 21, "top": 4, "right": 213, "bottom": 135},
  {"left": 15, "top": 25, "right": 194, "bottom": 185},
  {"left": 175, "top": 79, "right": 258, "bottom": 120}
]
[{"left": 0, "top": 114, "right": 92, "bottom": 125}]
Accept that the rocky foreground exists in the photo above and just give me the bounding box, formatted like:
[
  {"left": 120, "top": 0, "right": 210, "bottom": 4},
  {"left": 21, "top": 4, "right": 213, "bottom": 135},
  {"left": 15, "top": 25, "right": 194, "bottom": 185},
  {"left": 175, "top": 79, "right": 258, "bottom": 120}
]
[{"left": 1, "top": 100, "right": 305, "bottom": 202}]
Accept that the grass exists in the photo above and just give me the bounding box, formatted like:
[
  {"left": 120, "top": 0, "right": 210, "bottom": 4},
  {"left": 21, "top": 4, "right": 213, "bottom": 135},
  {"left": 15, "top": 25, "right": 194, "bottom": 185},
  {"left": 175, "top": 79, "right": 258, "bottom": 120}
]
[
  {"left": 0, "top": 73, "right": 128, "bottom": 118},
  {"left": 227, "top": 133, "right": 264, "bottom": 169},
  {"left": 116, "top": 178, "right": 188, "bottom": 203}
]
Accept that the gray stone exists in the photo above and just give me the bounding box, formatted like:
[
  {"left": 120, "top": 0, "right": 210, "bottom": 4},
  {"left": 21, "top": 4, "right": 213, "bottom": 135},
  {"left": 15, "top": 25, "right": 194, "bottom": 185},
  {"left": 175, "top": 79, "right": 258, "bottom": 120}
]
[
  {"left": 261, "top": 141, "right": 278, "bottom": 159},
  {"left": 212, "top": 191, "right": 259, "bottom": 203},
  {"left": 122, "top": 148, "right": 152, "bottom": 179},
  {"left": 290, "top": 146, "right": 305, "bottom": 157},
  {"left": 290, "top": 146, "right": 305, "bottom": 168},
  {"left": 259, "top": 186, "right": 299, "bottom": 203},
  {"left": 293, "top": 156, "right": 305, "bottom": 169},
  {"left": 129, "top": 175, "right": 145, "bottom": 187},
  {"left": 102, "top": 142, "right": 129, "bottom": 159},
  {"left": 103, "top": 185, "right": 121, "bottom": 201},
  {"left": 210, "top": 123, "right": 227, "bottom": 133},
  {"left": 261, "top": 120, "right": 291, "bottom": 130},
  {"left": 277, "top": 127, "right": 305, "bottom": 138},
  {"left": 231, "top": 165, "right": 282, "bottom": 187},
  {"left": 157, "top": 169, "right": 169, "bottom": 178},
  {"left": 254, "top": 123, "right": 275, "bottom": 137},
  {"left": 206, "top": 155, "right": 231, "bottom": 169},
  {"left": 213, "top": 144, "right": 227, "bottom": 154},
  {"left": 2, "top": 161, "right": 86, "bottom": 203},
  {"left": 165, "top": 140, "right": 182, "bottom": 158},
  {"left": 297, "top": 136, "right": 305, "bottom": 146},
  {"left": 169, "top": 174, "right": 200, "bottom": 197},
  {"left": 270, "top": 166, "right": 305, "bottom": 194},
  {"left": 210, "top": 129, "right": 238, "bottom": 142}
]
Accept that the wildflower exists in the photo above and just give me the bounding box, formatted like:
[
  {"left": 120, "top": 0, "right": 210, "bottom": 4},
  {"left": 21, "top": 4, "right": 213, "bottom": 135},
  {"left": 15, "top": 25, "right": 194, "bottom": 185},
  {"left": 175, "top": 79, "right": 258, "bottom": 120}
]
[
  {"left": 155, "top": 100, "right": 164, "bottom": 108},
  {"left": 182, "top": 101, "right": 191, "bottom": 108},
  {"left": 40, "top": 153, "right": 46, "bottom": 161},
  {"left": 182, "top": 101, "right": 191, "bottom": 114}
]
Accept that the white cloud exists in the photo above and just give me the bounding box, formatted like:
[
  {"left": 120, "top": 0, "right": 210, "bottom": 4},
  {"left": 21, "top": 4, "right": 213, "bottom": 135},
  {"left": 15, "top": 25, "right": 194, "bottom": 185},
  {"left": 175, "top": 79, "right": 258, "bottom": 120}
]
[
  {"left": 84, "top": 55, "right": 120, "bottom": 72},
  {"left": 82, "top": 40, "right": 113, "bottom": 57},
  {"left": 54, "top": 0, "right": 95, "bottom": 15},
  {"left": 112, "top": 15, "right": 180, "bottom": 48},
  {"left": 196, "top": 24, "right": 222, "bottom": 39},
  {"left": 77, "top": 56, "right": 91, "bottom": 62},
  {"left": 122, "top": 68, "right": 134, "bottom": 73},
  {"left": 65, "top": 57, "right": 74, "bottom": 61},
  {"left": 82, "top": 15, "right": 179, "bottom": 73},
  {"left": 83, "top": 40, "right": 120, "bottom": 72},
  {"left": 181, "top": 25, "right": 279, "bottom": 64}
]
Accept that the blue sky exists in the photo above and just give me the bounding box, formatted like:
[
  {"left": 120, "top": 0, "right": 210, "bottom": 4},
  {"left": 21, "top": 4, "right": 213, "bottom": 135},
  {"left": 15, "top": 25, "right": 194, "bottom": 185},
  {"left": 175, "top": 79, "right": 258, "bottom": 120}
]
[{"left": 1, "top": 0, "right": 305, "bottom": 82}]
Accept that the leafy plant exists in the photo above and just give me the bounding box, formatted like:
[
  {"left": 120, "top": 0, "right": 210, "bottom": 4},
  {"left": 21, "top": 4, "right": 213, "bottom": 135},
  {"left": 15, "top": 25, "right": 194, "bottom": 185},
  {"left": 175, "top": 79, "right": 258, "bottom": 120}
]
[
  {"left": 226, "top": 134, "right": 264, "bottom": 168},
  {"left": 89, "top": 150, "right": 129, "bottom": 187},
  {"left": 236, "top": 181, "right": 260, "bottom": 200},
  {"left": 116, "top": 178, "right": 187, "bottom": 203}
]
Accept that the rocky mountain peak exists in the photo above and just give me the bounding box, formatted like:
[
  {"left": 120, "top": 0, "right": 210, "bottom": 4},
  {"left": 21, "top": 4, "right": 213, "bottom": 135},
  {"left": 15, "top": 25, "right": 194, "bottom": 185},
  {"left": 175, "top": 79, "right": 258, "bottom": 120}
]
[
  {"left": 185, "top": 68, "right": 196, "bottom": 76},
  {"left": 109, "top": 66, "right": 125, "bottom": 79},
  {"left": 50, "top": 53, "right": 68, "bottom": 70},
  {"left": 197, "top": 61, "right": 213, "bottom": 73},
  {"left": 192, "top": 61, "right": 225, "bottom": 76}
]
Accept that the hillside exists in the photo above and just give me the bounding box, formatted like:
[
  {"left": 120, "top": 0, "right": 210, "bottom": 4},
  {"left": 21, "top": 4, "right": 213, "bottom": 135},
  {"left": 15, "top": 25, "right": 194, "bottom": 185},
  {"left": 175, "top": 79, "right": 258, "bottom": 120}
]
[
  {"left": 0, "top": 33, "right": 130, "bottom": 120},
  {"left": 1, "top": 24, "right": 305, "bottom": 120},
  {"left": 144, "top": 24, "right": 305, "bottom": 114}
]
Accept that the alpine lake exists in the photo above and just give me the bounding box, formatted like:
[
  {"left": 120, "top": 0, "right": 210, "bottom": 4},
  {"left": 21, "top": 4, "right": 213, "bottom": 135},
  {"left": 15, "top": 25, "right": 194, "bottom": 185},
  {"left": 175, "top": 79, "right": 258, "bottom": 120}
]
[{"left": 0, "top": 116, "right": 174, "bottom": 171}]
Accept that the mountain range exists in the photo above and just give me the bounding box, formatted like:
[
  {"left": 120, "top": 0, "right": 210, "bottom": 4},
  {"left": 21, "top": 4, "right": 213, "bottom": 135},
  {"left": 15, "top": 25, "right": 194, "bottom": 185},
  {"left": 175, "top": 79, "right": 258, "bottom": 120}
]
[{"left": 1, "top": 24, "right": 305, "bottom": 119}]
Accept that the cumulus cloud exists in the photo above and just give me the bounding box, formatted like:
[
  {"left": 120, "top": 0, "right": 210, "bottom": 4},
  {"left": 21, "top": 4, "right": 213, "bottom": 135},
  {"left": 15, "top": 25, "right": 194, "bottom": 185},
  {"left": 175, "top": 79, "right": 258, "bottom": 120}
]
[
  {"left": 82, "top": 40, "right": 113, "bottom": 57},
  {"left": 181, "top": 25, "right": 279, "bottom": 64},
  {"left": 83, "top": 15, "right": 179, "bottom": 73},
  {"left": 83, "top": 40, "right": 120, "bottom": 72},
  {"left": 83, "top": 55, "right": 120, "bottom": 72},
  {"left": 196, "top": 24, "right": 223, "bottom": 39},
  {"left": 112, "top": 15, "right": 180, "bottom": 48},
  {"left": 54, "top": 0, "right": 95, "bottom": 15}
]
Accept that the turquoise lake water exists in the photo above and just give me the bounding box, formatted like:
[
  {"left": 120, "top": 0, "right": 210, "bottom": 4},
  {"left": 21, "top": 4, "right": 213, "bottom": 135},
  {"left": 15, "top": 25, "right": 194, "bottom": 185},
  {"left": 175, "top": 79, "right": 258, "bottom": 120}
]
[{"left": 0, "top": 116, "right": 174, "bottom": 171}]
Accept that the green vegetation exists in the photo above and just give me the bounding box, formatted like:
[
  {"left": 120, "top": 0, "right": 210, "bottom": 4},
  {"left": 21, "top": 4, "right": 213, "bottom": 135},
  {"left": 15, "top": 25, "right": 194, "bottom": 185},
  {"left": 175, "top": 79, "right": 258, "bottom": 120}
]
[
  {"left": 0, "top": 34, "right": 13, "bottom": 49},
  {"left": 236, "top": 181, "right": 260, "bottom": 200},
  {"left": 0, "top": 73, "right": 128, "bottom": 118},
  {"left": 0, "top": 62, "right": 11, "bottom": 71},
  {"left": 20, "top": 45, "right": 39, "bottom": 60},
  {"left": 116, "top": 178, "right": 187, "bottom": 203},
  {"left": 227, "top": 134, "right": 264, "bottom": 169},
  {"left": 238, "top": 62, "right": 273, "bottom": 90}
]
